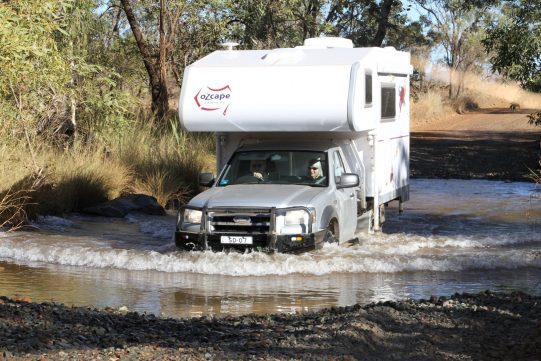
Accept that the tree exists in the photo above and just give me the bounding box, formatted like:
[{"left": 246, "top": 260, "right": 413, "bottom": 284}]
[
  {"left": 326, "top": 0, "right": 428, "bottom": 49},
  {"left": 168, "top": 0, "right": 229, "bottom": 85},
  {"left": 373, "top": 0, "right": 396, "bottom": 46},
  {"left": 228, "top": 0, "right": 306, "bottom": 49},
  {"left": 292, "top": 0, "right": 326, "bottom": 40},
  {"left": 0, "top": 0, "right": 71, "bottom": 156},
  {"left": 483, "top": 0, "right": 541, "bottom": 92},
  {"left": 414, "top": 0, "right": 497, "bottom": 98},
  {"left": 0, "top": 0, "right": 138, "bottom": 147},
  {"left": 121, "top": 0, "right": 170, "bottom": 120}
]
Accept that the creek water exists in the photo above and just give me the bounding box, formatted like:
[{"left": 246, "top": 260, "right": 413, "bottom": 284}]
[{"left": 0, "top": 179, "right": 540, "bottom": 318}]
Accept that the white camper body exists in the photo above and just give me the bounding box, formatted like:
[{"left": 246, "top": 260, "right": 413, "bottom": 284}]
[{"left": 175, "top": 37, "right": 411, "bottom": 253}]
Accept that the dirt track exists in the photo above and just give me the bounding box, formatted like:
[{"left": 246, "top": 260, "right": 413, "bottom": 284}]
[{"left": 410, "top": 108, "right": 541, "bottom": 181}]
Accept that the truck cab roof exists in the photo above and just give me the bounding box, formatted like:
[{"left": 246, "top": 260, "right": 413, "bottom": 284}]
[{"left": 237, "top": 140, "right": 338, "bottom": 152}]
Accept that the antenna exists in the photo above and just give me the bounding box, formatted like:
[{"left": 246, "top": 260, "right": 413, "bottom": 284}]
[{"left": 221, "top": 42, "right": 239, "bottom": 51}]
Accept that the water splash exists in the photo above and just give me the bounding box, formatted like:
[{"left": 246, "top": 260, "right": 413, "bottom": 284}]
[{"left": 0, "top": 179, "right": 539, "bottom": 276}]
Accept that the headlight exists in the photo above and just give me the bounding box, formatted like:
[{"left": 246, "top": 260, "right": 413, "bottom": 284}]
[
  {"left": 276, "top": 208, "right": 315, "bottom": 234},
  {"left": 184, "top": 208, "right": 202, "bottom": 224},
  {"left": 178, "top": 208, "right": 203, "bottom": 232},
  {"left": 285, "top": 210, "right": 310, "bottom": 226}
]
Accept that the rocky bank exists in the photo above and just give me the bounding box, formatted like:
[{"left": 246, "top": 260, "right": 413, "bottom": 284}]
[{"left": 0, "top": 291, "right": 540, "bottom": 360}]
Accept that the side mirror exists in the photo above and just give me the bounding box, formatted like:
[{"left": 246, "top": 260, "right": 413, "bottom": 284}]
[
  {"left": 336, "top": 173, "right": 359, "bottom": 189},
  {"left": 199, "top": 172, "right": 215, "bottom": 187}
]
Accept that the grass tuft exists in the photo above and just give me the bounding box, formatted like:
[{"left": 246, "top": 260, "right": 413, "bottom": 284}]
[
  {"left": 0, "top": 170, "right": 45, "bottom": 228},
  {"left": 0, "top": 117, "right": 215, "bottom": 227},
  {"left": 450, "top": 94, "right": 479, "bottom": 114},
  {"left": 113, "top": 120, "right": 214, "bottom": 206},
  {"left": 411, "top": 90, "right": 451, "bottom": 123}
]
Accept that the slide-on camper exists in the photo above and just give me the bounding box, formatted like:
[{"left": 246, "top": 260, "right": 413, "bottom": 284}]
[{"left": 175, "top": 37, "right": 412, "bottom": 253}]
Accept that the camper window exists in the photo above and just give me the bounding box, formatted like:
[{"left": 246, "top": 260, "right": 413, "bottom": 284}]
[
  {"left": 381, "top": 83, "right": 396, "bottom": 120},
  {"left": 365, "top": 72, "right": 372, "bottom": 106}
]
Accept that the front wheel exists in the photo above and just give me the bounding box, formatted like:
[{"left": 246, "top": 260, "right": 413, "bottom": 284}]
[{"left": 323, "top": 220, "right": 339, "bottom": 244}]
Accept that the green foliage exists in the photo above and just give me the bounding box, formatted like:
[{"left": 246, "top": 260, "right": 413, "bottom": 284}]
[
  {"left": 228, "top": 0, "right": 307, "bottom": 49},
  {"left": 75, "top": 67, "right": 136, "bottom": 136},
  {"left": 0, "top": 0, "right": 72, "bottom": 141},
  {"left": 483, "top": 0, "right": 541, "bottom": 92},
  {"left": 327, "top": 0, "right": 429, "bottom": 49},
  {"left": 169, "top": 0, "right": 230, "bottom": 82},
  {"left": 0, "top": 0, "right": 71, "bottom": 93},
  {"left": 0, "top": 0, "right": 139, "bottom": 143}
]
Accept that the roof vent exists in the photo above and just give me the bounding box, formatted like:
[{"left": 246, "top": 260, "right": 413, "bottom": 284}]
[
  {"left": 221, "top": 41, "right": 239, "bottom": 51},
  {"left": 302, "top": 37, "right": 353, "bottom": 49}
]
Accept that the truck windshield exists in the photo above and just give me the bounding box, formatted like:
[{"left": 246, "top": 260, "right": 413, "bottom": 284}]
[{"left": 218, "top": 150, "right": 328, "bottom": 187}]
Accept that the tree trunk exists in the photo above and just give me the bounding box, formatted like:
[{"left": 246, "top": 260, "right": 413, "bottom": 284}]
[
  {"left": 120, "top": 0, "right": 169, "bottom": 119},
  {"left": 307, "top": 0, "right": 320, "bottom": 38},
  {"left": 372, "top": 0, "right": 395, "bottom": 47},
  {"left": 157, "top": 0, "right": 169, "bottom": 119},
  {"left": 69, "top": 40, "right": 77, "bottom": 144}
]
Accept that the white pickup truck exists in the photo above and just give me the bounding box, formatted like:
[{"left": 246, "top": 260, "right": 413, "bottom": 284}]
[{"left": 175, "top": 37, "right": 412, "bottom": 253}]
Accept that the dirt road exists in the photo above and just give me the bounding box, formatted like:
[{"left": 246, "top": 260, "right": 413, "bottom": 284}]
[{"left": 410, "top": 108, "right": 541, "bottom": 181}]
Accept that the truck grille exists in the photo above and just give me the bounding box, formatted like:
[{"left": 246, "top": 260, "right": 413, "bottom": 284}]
[{"left": 208, "top": 208, "right": 272, "bottom": 234}]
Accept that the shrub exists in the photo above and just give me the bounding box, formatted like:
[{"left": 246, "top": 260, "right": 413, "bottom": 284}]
[
  {"left": 111, "top": 118, "right": 214, "bottom": 207},
  {"left": 451, "top": 95, "right": 479, "bottom": 114},
  {"left": 527, "top": 112, "right": 541, "bottom": 126},
  {"left": 411, "top": 90, "right": 451, "bottom": 122},
  {"left": 0, "top": 114, "right": 216, "bottom": 226}
]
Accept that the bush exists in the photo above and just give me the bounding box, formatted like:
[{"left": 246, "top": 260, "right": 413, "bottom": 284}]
[
  {"left": 0, "top": 118, "right": 216, "bottom": 226},
  {"left": 411, "top": 90, "right": 451, "bottom": 122},
  {"left": 451, "top": 95, "right": 479, "bottom": 114},
  {"left": 527, "top": 112, "right": 541, "bottom": 126},
  {"left": 112, "top": 118, "right": 214, "bottom": 207}
]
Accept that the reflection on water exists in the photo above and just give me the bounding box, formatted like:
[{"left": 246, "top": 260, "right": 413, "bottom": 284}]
[{"left": 0, "top": 179, "right": 540, "bottom": 317}]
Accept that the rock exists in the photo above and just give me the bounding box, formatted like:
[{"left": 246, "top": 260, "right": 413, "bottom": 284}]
[
  {"left": 0, "top": 266, "right": 4, "bottom": 272},
  {"left": 13, "top": 296, "right": 32, "bottom": 303},
  {"left": 83, "top": 194, "right": 165, "bottom": 217}
]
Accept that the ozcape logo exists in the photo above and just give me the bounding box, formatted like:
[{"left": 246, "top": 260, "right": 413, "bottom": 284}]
[{"left": 194, "top": 85, "right": 232, "bottom": 116}]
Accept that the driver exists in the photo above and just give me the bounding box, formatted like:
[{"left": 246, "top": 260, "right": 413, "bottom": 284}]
[
  {"left": 249, "top": 159, "right": 267, "bottom": 180},
  {"left": 307, "top": 158, "right": 326, "bottom": 184}
]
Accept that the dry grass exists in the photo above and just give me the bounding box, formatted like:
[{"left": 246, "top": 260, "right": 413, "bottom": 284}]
[
  {"left": 37, "top": 150, "right": 133, "bottom": 214},
  {"left": 112, "top": 121, "right": 214, "bottom": 207},
  {"left": 0, "top": 163, "right": 45, "bottom": 229},
  {"left": 411, "top": 90, "right": 453, "bottom": 123},
  {"left": 0, "top": 119, "right": 215, "bottom": 226},
  {"left": 531, "top": 160, "right": 541, "bottom": 184},
  {"left": 0, "top": 188, "right": 33, "bottom": 229},
  {"left": 449, "top": 93, "right": 479, "bottom": 114},
  {"left": 411, "top": 64, "right": 541, "bottom": 125},
  {"left": 423, "top": 64, "right": 541, "bottom": 109}
]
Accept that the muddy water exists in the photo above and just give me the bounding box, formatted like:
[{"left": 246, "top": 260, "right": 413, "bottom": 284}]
[{"left": 1, "top": 179, "right": 540, "bottom": 318}]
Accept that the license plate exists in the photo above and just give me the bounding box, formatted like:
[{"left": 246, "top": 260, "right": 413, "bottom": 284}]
[{"left": 220, "top": 236, "right": 253, "bottom": 245}]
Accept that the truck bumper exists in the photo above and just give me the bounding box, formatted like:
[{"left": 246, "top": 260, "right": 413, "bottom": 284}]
[{"left": 175, "top": 230, "right": 327, "bottom": 254}]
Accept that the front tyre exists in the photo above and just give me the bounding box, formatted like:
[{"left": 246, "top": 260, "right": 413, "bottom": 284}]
[{"left": 323, "top": 219, "right": 339, "bottom": 244}]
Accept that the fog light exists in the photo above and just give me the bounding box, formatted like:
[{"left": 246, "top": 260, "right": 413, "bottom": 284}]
[{"left": 290, "top": 236, "right": 303, "bottom": 241}]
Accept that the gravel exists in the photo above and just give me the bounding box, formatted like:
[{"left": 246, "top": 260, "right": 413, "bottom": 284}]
[{"left": 1, "top": 291, "right": 540, "bottom": 360}]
